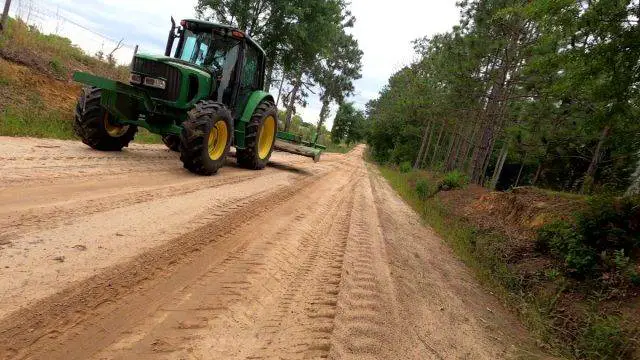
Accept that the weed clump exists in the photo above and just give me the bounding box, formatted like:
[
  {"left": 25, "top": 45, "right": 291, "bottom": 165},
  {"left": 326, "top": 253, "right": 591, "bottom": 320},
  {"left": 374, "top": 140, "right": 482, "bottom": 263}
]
[
  {"left": 415, "top": 178, "right": 432, "bottom": 200},
  {"left": 536, "top": 196, "right": 640, "bottom": 281},
  {"left": 399, "top": 161, "right": 412, "bottom": 173},
  {"left": 439, "top": 170, "right": 468, "bottom": 191}
]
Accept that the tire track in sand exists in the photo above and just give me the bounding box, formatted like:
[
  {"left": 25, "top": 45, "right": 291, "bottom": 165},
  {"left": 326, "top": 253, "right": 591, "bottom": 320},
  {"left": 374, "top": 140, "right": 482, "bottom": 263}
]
[
  {"left": 92, "top": 163, "right": 359, "bottom": 359},
  {"left": 0, "top": 167, "right": 333, "bottom": 360},
  {"left": 329, "top": 164, "right": 408, "bottom": 359}
]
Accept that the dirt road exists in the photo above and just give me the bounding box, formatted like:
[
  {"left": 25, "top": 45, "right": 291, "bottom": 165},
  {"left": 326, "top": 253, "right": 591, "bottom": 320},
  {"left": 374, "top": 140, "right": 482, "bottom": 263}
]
[{"left": 0, "top": 137, "right": 545, "bottom": 359}]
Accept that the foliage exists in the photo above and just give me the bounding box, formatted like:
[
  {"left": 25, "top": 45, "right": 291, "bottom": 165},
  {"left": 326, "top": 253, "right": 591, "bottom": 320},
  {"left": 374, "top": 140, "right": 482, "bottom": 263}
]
[
  {"left": 365, "top": 0, "right": 640, "bottom": 196},
  {"left": 0, "top": 18, "right": 154, "bottom": 144},
  {"left": 577, "top": 315, "right": 629, "bottom": 360},
  {"left": 439, "top": 170, "right": 468, "bottom": 191},
  {"left": 331, "top": 102, "right": 366, "bottom": 144},
  {"left": 536, "top": 196, "right": 640, "bottom": 279},
  {"left": 324, "top": 142, "right": 355, "bottom": 154},
  {"left": 577, "top": 196, "right": 640, "bottom": 254},
  {"left": 378, "top": 163, "right": 636, "bottom": 358},
  {"left": 0, "top": 18, "right": 129, "bottom": 81},
  {"left": 415, "top": 178, "right": 431, "bottom": 200},
  {"left": 196, "top": 0, "right": 362, "bottom": 132},
  {"left": 399, "top": 161, "right": 412, "bottom": 173}
]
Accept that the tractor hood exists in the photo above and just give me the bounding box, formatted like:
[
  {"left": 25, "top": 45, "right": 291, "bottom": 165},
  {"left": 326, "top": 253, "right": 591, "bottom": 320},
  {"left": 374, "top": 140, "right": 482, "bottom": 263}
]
[
  {"left": 133, "top": 53, "right": 211, "bottom": 78},
  {"left": 129, "top": 53, "right": 214, "bottom": 109}
]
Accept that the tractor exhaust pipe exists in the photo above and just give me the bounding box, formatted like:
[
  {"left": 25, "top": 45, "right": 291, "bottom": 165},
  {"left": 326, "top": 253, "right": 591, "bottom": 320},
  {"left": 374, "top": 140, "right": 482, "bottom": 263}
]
[{"left": 165, "top": 17, "right": 177, "bottom": 56}]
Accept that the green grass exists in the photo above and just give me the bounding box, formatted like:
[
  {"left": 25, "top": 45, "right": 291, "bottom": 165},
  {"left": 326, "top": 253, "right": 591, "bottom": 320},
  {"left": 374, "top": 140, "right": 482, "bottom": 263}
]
[
  {"left": 0, "top": 17, "right": 129, "bottom": 81},
  {"left": 134, "top": 128, "right": 163, "bottom": 144},
  {"left": 324, "top": 142, "right": 357, "bottom": 153},
  {"left": 0, "top": 105, "right": 162, "bottom": 144},
  {"left": 0, "top": 104, "right": 74, "bottom": 139},
  {"left": 376, "top": 165, "right": 635, "bottom": 359}
]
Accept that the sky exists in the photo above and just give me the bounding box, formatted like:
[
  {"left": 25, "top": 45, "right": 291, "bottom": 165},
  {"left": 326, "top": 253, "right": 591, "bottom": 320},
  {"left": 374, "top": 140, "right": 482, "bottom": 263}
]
[{"left": 7, "top": 0, "right": 460, "bottom": 128}]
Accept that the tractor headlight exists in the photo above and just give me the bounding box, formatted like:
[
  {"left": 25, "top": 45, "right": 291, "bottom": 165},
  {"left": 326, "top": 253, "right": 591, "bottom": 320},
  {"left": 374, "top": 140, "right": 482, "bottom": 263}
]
[
  {"left": 130, "top": 73, "right": 142, "bottom": 84},
  {"left": 143, "top": 77, "right": 167, "bottom": 90}
]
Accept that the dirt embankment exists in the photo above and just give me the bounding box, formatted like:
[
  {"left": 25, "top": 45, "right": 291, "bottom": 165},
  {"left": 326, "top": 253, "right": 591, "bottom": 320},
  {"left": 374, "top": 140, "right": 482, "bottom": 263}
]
[
  {"left": 439, "top": 186, "right": 584, "bottom": 242},
  {"left": 0, "top": 139, "right": 550, "bottom": 359}
]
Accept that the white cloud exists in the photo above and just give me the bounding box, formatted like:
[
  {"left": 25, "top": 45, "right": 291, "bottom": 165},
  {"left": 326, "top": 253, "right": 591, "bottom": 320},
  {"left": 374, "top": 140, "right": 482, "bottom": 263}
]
[{"left": 8, "top": 0, "right": 460, "bottom": 129}]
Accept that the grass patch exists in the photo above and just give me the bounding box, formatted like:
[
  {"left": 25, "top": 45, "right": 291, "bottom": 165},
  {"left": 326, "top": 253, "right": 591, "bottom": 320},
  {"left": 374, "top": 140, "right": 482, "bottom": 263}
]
[
  {"left": 324, "top": 142, "right": 357, "bottom": 153},
  {"left": 0, "top": 105, "right": 74, "bottom": 139},
  {"left": 0, "top": 17, "right": 129, "bottom": 81},
  {"left": 134, "top": 128, "right": 163, "bottom": 144},
  {"left": 0, "top": 105, "right": 163, "bottom": 145},
  {"left": 376, "top": 164, "right": 636, "bottom": 359}
]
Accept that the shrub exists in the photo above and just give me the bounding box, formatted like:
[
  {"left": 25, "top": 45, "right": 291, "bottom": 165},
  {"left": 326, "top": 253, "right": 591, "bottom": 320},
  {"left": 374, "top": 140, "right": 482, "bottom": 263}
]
[
  {"left": 48, "top": 58, "right": 67, "bottom": 78},
  {"left": 415, "top": 179, "right": 431, "bottom": 200},
  {"left": 439, "top": 170, "right": 468, "bottom": 190},
  {"left": 536, "top": 220, "right": 596, "bottom": 276},
  {"left": 577, "top": 196, "right": 640, "bottom": 253},
  {"left": 537, "top": 196, "right": 640, "bottom": 279},
  {"left": 577, "top": 315, "right": 629, "bottom": 360},
  {"left": 399, "top": 161, "right": 412, "bottom": 173}
]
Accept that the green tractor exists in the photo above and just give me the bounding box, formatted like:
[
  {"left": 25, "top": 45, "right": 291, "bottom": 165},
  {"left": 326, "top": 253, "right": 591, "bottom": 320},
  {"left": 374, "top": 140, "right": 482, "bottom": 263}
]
[{"left": 73, "top": 18, "right": 323, "bottom": 175}]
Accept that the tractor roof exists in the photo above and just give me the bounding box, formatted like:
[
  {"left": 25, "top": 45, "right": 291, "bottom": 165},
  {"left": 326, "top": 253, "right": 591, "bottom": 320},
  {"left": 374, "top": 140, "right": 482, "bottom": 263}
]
[{"left": 182, "top": 19, "right": 265, "bottom": 56}]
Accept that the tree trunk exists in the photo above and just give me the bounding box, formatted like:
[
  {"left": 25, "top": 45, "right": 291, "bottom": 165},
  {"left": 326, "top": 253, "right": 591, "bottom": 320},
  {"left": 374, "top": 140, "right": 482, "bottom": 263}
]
[
  {"left": 445, "top": 121, "right": 461, "bottom": 171},
  {"left": 480, "top": 133, "right": 498, "bottom": 186},
  {"left": 465, "top": 119, "right": 481, "bottom": 176},
  {"left": 532, "top": 162, "right": 543, "bottom": 186},
  {"left": 264, "top": 63, "right": 274, "bottom": 91},
  {"left": 581, "top": 124, "right": 611, "bottom": 193},
  {"left": 414, "top": 121, "right": 431, "bottom": 169},
  {"left": 626, "top": 151, "right": 640, "bottom": 196},
  {"left": 489, "top": 142, "right": 508, "bottom": 190},
  {"left": 420, "top": 121, "right": 436, "bottom": 168},
  {"left": 0, "top": 0, "right": 11, "bottom": 33},
  {"left": 315, "top": 97, "right": 331, "bottom": 144},
  {"left": 275, "top": 72, "right": 286, "bottom": 108},
  {"left": 514, "top": 153, "right": 527, "bottom": 187},
  {"left": 430, "top": 120, "right": 445, "bottom": 167},
  {"left": 444, "top": 128, "right": 456, "bottom": 171},
  {"left": 283, "top": 72, "right": 302, "bottom": 132}
]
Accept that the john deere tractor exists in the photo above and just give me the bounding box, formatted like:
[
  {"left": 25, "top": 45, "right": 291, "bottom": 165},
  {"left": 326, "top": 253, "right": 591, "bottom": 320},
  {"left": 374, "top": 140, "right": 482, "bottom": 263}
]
[{"left": 73, "top": 18, "right": 323, "bottom": 175}]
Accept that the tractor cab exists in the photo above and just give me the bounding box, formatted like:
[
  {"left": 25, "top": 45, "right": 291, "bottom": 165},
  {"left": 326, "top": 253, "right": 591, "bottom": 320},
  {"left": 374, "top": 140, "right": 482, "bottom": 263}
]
[{"left": 165, "top": 19, "right": 265, "bottom": 113}]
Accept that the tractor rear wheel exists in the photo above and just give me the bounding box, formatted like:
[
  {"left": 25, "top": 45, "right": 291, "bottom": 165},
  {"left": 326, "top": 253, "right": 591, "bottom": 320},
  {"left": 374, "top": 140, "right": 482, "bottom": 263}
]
[
  {"left": 74, "top": 87, "right": 137, "bottom": 151},
  {"left": 179, "top": 101, "right": 233, "bottom": 176},
  {"left": 162, "top": 135, "right": 180, "bottom": 152},
  {"left": 237, "top": 100, "right": 278, "bottom": 170}
]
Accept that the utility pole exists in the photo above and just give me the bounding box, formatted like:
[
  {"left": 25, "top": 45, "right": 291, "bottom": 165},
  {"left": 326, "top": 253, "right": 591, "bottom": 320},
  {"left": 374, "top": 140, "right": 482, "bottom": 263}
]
[{"left": 0, "top": 0, "right": 11, "bottom": 33}]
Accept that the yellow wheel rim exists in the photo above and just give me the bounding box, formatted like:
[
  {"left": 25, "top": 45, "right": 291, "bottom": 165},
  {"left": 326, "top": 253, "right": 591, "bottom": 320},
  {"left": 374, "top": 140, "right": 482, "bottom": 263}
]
[
  {"left": 103, "top": 112, "right": 128, "bottom": 137},
  {"left": 208, "top": 120, "right": 228, "bottom": 161},
  {"left": 258, "top": 116, "right": 276, "bottom": 160}
]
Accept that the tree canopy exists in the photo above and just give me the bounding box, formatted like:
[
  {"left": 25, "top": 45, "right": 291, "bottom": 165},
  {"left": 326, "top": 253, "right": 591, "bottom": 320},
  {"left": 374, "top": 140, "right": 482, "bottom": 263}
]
[
  {"left": 196, "top": 0, "right": 362, "bottom": 135},
  {"left": 366, "top": 0, "right": 640, "bottom": 195}
]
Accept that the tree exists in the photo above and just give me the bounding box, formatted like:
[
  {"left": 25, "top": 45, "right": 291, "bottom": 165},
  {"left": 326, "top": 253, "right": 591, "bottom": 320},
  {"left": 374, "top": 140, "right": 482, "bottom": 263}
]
[
  {"left": 312, "top": 31, "right": 363, "bottom": 141},
  {"left": 365, "top": 0, "right": 640, "bottom": 195},
  {"left": 331, "top": 102, "right": 365, "bottom": 144},
  {"left": 196, "top": 0, "right": 362, "bottom": 134}
]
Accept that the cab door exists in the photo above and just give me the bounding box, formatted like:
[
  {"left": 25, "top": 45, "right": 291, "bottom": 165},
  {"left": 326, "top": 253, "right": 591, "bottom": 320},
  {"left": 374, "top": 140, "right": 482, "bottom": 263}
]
[{"left": 235, "top": 44, "right": 262, "bottom": 116}]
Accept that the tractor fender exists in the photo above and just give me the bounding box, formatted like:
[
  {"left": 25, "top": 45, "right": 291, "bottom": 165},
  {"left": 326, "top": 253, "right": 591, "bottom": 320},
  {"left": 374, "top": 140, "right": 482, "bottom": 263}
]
[
  {"left": 235, "top": 91, "right": 275, "bottom": 149},
  {"left": 239, "top": 91, "right": 275, "bottom": 124}
]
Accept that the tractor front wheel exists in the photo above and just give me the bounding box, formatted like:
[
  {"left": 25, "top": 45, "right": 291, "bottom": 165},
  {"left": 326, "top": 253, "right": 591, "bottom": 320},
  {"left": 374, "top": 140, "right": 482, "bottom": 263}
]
[
  {"left": 237, "top": 100, "right": 278, "bottom": 170},
  {"left": 179, "top": 101, "right": 233, "bottom": 176},
  {"left": 73, "top": 87, "right": 137, "bottom": 151}
]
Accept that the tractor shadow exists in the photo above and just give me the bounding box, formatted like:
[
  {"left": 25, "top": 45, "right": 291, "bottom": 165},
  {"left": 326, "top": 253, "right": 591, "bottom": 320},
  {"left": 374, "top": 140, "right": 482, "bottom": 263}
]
[
  {"left": 227, "top": 151, "right": 312, "bottom": 176},
  {"left": 267, "top": 161, "right": 314, "bottom": 176}
]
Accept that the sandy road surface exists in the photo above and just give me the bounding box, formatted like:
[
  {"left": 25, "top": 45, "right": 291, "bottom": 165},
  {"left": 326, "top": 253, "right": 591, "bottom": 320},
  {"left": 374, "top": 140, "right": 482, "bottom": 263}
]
[{"left": 0, "top": 137, "right": 546, "bottom": 359}]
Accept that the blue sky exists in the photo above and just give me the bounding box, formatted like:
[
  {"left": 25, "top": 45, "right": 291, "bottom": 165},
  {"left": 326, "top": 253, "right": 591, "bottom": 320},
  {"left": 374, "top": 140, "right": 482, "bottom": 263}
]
[{"left": 8, "top": 0, "right": 460, "bottom": 128}]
